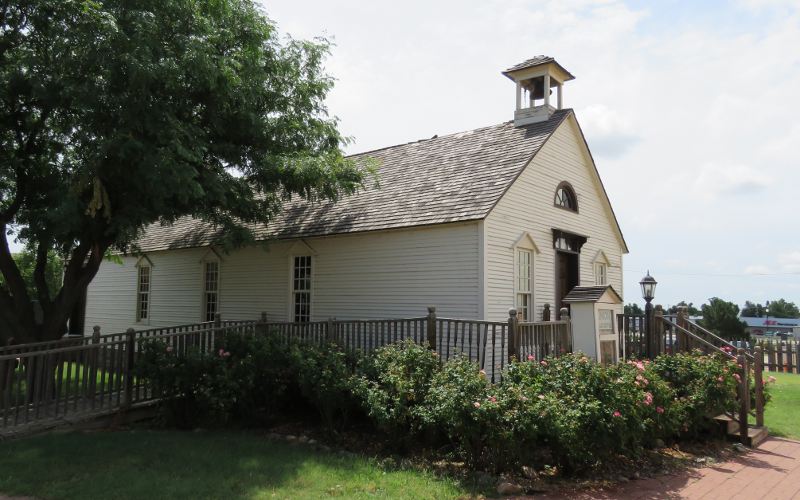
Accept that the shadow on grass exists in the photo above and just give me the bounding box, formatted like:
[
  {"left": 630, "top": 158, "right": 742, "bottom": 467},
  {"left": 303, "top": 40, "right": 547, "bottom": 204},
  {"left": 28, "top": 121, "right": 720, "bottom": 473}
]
[{"left": 0, "top": 430, "right": 467, "bottom": 500}]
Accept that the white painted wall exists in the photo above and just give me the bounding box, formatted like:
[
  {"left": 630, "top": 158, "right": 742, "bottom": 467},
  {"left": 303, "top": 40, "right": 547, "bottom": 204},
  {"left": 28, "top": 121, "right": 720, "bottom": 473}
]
[
  {"left": 484, "top": 115, "right": 626, "bottom": 321},
  {"left": 84, "top": 222, "right": 481, "bottom": 335}
]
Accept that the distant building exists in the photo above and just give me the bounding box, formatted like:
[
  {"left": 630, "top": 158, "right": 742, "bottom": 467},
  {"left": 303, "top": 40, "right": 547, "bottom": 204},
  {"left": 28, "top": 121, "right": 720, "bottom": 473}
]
[{"left": 741, "top": 317, "right": 800, "bottom": 338}]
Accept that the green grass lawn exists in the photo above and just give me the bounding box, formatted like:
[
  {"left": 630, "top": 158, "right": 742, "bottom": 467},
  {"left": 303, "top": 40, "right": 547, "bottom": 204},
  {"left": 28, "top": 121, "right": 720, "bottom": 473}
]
[
  {"left": 0, "top": 430, "right": 472, "bottom": 500},
  {"left": 763, "top": 371, "right": 800, "bottom": 440}
]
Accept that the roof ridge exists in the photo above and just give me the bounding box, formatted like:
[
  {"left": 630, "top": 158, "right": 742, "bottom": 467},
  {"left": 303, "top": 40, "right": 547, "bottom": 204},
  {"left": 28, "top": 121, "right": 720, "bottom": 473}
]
[{"left": 347, "top": 108, "right": 574, "bottom": 158}]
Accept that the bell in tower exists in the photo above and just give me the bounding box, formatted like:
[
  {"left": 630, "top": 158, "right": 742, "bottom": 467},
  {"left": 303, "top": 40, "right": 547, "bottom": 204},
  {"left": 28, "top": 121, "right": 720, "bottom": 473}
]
[{"left": 502, "top": 56, "right": 574, "bottom": 126}]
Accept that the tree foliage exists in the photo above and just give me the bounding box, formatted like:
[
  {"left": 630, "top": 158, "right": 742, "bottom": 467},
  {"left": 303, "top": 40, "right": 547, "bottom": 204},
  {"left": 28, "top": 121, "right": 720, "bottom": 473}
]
[
  {"left": 699, "top": 298, "right": 748, "bottom": 340},
  {"left": 741, "top": 299, "right": 799, "bottom": 318},
  {"left": 666, "top": 301, "right": 701, "bottom": 316},
  {"left": 0, "top": 0, "right": 369, "bottom": 342},
  {"left": 624, "top": 303, "right": 643, "bottom": 315}
]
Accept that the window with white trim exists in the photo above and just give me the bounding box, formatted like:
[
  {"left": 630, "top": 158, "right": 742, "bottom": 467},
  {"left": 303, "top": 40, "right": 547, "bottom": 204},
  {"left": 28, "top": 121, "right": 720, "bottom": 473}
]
[
  {"left": 595, "top": 262, "right": 608, "bottom": 286},
  {"left": 136, "top": 265, "right": 151, "bottom": 322},
  {"left": 203, "top": 261, "right": 219, "bottom": 322},
  {"left": 515, "top": 249, "right": 532, "bottom": 321},
  {"left": 292, "top": 255, "right": 312, "bottom": 323}
]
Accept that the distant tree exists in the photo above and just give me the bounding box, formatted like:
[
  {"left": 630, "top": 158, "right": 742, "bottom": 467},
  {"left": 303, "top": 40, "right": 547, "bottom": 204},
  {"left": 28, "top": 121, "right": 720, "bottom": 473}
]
[
  {"left": 741, "top": 301, "right": 766, "bottom": 317},
  {"left": 765, "top": 299, "right": 800, "bottom": 319},
  {"left": 666, "top": 301, "right": 701, "bottom": 316},
  {"left": 700, "top": 298, "right": 748, "bottom": 340},
  {"left": 624, "top": 303, "right": 643, "bottom": 315}
]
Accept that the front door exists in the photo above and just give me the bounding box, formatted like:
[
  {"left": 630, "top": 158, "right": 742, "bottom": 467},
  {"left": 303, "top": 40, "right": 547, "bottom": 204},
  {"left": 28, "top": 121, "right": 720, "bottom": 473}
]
[{"left": 555, "top": 251, "right": 579, "bottom": 316}]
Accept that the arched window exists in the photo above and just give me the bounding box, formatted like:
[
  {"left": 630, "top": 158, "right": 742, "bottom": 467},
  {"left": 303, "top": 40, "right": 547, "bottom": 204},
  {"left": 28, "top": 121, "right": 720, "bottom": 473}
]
[{"left": 554, "top": 182, "right": 578, "bottom": 212}]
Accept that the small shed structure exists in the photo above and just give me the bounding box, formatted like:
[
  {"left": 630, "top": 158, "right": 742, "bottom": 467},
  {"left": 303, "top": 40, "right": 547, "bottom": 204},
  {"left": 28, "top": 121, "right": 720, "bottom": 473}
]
[{"left": 563, "top": 286, "right": 623, "bottom": 364}]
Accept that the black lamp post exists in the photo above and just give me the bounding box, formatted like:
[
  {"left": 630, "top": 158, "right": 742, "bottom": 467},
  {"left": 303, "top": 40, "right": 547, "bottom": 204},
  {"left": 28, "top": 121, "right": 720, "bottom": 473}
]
[
  {"left": 640, "top": 271, "right": 657, "bottom": 357},
  {"left": 765, "top": 301, "right": 770, "bottom": 336}
]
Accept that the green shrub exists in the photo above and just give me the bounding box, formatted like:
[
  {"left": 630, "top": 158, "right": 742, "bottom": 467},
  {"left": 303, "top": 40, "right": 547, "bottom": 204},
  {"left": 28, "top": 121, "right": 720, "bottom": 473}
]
[
  {"left": 352, "top": 340, "right": 440, "bottom": 442},
  {"left": 135, "top": 340, "right": 240, "bottom": 428},
  {"left": 502, "top": 354, "right": 682, "bottom": 472},
  {"left": 292, "top": 342, "right": 356, "bottom": 431},
  {"left": 222, "top": 334, "right": 301, "bottom": 422},
  {"left": 418, "top": 356, "right": 526, "bottom": 470},
  {"left": 650, "top": 351, "right": 739, "bottom": 433}
]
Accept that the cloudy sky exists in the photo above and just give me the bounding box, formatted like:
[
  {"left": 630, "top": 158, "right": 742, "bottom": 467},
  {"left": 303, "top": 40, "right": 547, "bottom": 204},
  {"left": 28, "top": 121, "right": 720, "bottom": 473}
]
[{"left": 259, "top": 0, "right": 800, "bottom": 309}]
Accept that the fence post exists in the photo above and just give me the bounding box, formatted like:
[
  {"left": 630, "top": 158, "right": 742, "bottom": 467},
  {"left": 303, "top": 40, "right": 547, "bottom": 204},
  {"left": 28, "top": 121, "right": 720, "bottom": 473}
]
[
  {"left": 542, "top": 303, "right": 551, "bottom": 322},
  {"left": 737, "top": 348, "right": 750, "bottom": 444},
  {"left": 754, "top": 345, "right": 764, "bottom": 428},
  {"left": 426, "top": 307, "right": 437, "bottom": 351},
  {"left": 89, "top": 326, "right": 101, "bottom": 408},
  {"left": 123, "top": 328, "right": 136, "bottom": 409},
  {"left": 508, "top": 308, "right": 518, "bottom": 363},
  {"left": 676, "top": 306, "right": 688, "bottom": 353},
  {"left": 327, "top": 317, "right": 336, "bottom": 344},
  {"left": 560, "top": 307, "right": 572, "bottom": 352},
  {"left": 654, "top": 305, "right": 664, "bottom": 356},
  {"left": 213, "top": 313, "right": 223, "bottom": 349}
]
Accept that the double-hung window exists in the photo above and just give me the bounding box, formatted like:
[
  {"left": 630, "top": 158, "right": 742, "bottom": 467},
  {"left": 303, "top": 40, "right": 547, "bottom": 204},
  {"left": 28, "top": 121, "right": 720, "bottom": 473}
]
[
  {"left": 292, "top": 256, "right": 312, "bottom": 322},
  {"left": 136, "top": 265, "right": 151, "bottom": 322},
  {"left": 595, "top": 262, "right": 608, "bottom": 286},
  {"left": 203, "top": 261, "right": 219, "bottom": 322},
  {"left": 515, "top": 249, "right": 532, "bottom": 321}
]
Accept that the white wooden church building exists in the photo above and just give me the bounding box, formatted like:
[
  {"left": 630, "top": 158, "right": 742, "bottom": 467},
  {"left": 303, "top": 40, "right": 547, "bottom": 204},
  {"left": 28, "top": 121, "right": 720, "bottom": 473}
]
[{"left": 82, "top": 56, "right": 628, "bottom": 335}]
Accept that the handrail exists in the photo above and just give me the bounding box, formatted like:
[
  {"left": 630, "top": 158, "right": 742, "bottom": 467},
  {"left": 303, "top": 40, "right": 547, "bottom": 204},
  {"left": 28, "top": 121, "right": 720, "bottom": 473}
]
[
  {"left": 685, "top": 319, "right": 754, "bottom": 362},
  {"left": 661, "top": 317, "right": 736, "bottom": 360}
]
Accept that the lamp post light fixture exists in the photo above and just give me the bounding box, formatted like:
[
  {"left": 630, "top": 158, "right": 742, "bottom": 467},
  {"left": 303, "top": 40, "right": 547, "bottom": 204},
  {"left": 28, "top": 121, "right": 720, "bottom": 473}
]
[
  {"left": 640, "top": 271, "right": 657, "bottom": 357},
  {"left": 765, "top": 301, "right": 770, "bottom": 335},
  {"left": 640, "top": 271, "right": 657, "bottom": 304}
]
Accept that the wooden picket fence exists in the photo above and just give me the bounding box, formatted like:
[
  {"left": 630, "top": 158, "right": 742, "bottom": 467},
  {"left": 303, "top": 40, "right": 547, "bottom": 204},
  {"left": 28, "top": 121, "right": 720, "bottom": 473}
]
[
  {"left": 0, "top": 307, "right": 572, "bottom": 434},
  {"left": 746, "top": 341, "right": 800, "bottom": 374}
]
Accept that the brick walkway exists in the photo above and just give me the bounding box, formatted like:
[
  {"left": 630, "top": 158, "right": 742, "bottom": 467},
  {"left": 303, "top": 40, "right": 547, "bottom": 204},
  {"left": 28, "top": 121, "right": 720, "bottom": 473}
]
[{"left": 541, "top": 437, "right": 800, "bottom": 499}]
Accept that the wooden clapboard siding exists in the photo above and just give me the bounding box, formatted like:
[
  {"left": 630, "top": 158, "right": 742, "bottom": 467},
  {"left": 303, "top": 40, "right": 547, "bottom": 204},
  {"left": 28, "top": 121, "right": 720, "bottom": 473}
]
[
  {"left": 84, "top": 222, "right": 480, "bottom": 334},
  {"left": 484, "top": 114, "right": 626, "bottom": 321}
]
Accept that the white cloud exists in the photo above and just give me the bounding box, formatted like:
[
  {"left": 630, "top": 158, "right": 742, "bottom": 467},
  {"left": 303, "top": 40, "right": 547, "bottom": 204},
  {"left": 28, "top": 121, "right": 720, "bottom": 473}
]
[
  {"left": 578, "top": 104, "right": 641, "bottom": 158},
  {"left": 779, "top": 251, "right": 800, "bottom": 273},
  {"left": 692, "top": 163, "right": 773, "bottom": 201},
  {"left": 744, "top": 265, "right": 771, "bottom": 275}
]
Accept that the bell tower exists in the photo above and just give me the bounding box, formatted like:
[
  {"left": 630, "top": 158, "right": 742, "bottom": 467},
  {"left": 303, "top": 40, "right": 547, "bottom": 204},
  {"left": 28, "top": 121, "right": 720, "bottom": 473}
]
[{"left": 502, "top": 56, "right": 574, "bottom": 126}]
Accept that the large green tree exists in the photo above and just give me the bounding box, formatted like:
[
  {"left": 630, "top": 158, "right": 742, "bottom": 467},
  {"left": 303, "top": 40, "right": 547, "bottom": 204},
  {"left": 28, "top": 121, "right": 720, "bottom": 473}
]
[
  {"left": 0, "top": 0, "right": 369, "bottom": 343},
  {"left": 700, "top": 298, "right": 748, "bottom": 340}
]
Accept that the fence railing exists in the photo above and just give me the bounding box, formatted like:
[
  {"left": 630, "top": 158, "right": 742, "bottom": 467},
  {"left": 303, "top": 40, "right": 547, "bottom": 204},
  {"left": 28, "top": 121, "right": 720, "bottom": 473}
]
[{"left": 0, "top": 308, "right": 572, "bottom": 432}]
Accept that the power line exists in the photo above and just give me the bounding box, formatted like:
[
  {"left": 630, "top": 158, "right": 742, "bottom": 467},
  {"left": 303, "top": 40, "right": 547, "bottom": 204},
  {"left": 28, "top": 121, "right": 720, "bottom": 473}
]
[{"left": 624, "top": 269, "right": 800, "bottom": 278}]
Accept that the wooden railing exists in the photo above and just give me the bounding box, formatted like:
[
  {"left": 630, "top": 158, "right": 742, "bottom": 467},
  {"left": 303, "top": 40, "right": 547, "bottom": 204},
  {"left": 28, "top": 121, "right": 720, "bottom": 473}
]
[
  {"left": 0, "top": 308, "right": 573, "bottom": 432},
  {"left": 517, "top": 319, "right": 572, "bottom": 361}
]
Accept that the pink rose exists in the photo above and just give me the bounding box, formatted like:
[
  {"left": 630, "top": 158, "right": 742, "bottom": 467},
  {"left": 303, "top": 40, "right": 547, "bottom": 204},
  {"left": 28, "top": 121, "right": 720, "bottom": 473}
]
[
  {"left": 717, "top": 376, "right": 724, "bottom": 383},
  {"left": 613, "top": 410, "right": 622, "bottom": 418},
  {"left": 643, "top": 392, "right": 653, "bottom": 406},
  {"left": 488, "top": 396, "right": 497, "bottom": 403},
  {"left": 540, "top": 360, "right": 548, "bottom": 367},
  {"left": 527, "top": 354, "right": 535, "bottom": 361},
  {"left": 656, "top": 406, "right": 665, "bottom": 414},
  {"left": 473, "top": 402, "right": 481, "bottom": 408}
]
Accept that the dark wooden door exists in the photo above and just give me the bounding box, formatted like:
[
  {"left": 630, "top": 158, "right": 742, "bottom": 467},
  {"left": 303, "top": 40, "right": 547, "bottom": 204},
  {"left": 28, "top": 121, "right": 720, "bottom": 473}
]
[{"left": 556, "top": 251, "right": 579, "bottom": 315}]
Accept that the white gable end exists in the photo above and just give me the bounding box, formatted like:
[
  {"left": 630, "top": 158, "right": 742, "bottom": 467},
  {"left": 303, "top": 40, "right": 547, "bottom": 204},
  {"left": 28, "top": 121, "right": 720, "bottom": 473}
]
[{"left": 483, "top": 113, "right": 626, "bottom": 321}]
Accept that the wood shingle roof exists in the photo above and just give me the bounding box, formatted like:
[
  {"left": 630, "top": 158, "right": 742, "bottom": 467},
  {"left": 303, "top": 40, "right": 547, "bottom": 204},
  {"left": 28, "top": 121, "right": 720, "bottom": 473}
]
[{"left": 134, "top": 109, "right": 572, "bottom": 252}]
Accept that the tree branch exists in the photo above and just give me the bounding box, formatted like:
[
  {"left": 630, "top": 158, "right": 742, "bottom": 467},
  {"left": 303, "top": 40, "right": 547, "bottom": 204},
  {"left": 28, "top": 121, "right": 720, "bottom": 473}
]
[
  {"left": 33, "top": 237, "right": 51, "bottom": 312},
  {"left": 0, "top": 224, "right": 34, "bottom": 334}
]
